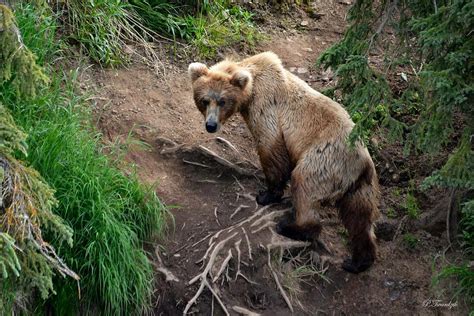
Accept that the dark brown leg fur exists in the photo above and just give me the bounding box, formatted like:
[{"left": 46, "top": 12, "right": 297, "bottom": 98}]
[
  {"left": 276, "top": 173, "right": 331, "bottom": 253},
  {"left": 256, "top": 140, "right": 292, "bottom": 206},
  {"left": 337, "top": 182, "right": 379, "bottom": 274}
]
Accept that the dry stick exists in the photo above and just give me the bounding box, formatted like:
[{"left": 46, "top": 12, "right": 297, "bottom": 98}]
[
  {"left": 183, "top": 159, "right": 211, "bottom": 168},
  {"left": 232, "top": 306, "right": 262, "bottom": 316},
  {"left": 191, "top": 232, "right": 213, "bottom": 248},
  {"left": 267, "top": 248, "right": 294, "bottom": 313},
  {"left": 211, "top": 294, "right": 215, "bottom": 316},
  {"left": 242, "top": 227, "right": 253, "bottom": 261},
  {"left": 212, "top": 249, "right": 233, "bottom": 283},
  {"left": 214, "top": 207, "right": 221, "bottom": 226},
  {"left": 196, "top": 179, "right": 219, "bottom": 184},
  {"left": 230, "top": 204, "right": 250, "bottom": 219},
  {"left": 393, "top": 215, "right": 408, "bottom": 240},
  {"left": 232, "top": 175, "right": 246, "bottom": 191},
  {"left": 215, "top": 136, "right": 239, "bottom": 153}
]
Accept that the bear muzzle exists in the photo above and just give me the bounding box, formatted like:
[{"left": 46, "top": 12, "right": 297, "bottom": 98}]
[{"left": 205, "top": 120, "right": 219, "bottom": 133}]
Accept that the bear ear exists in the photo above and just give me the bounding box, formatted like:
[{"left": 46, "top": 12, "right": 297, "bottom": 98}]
[
  {"left": 188, "top": 62, "right": 209, "bottom": 82},
  {"left": 230, "top": 70, "right": 251, "bottom": 90}
]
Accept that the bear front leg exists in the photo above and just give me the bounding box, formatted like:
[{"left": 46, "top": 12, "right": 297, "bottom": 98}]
[{"left": 256, "top": 143, "right": 291, "bottom": 206}]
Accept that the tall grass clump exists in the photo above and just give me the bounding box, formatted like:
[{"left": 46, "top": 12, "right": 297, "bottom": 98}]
[
  {"left": 54, "top": 0, "right": 156, "bottom": 66},
  {"left": 131, "top": 0, "right": 259, "bottom": 58},
  {"left": 1, "top": 3, "right": 166, "bottom": 314}
]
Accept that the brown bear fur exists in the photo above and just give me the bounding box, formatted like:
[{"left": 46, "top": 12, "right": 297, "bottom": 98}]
[{"left": 188, "top": 52, "right": 380, "bottom": 273}]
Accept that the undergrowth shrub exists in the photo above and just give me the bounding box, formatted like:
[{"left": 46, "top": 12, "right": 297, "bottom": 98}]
[{"left": 1, "top": 2, "right": 167, "bottom": 314}]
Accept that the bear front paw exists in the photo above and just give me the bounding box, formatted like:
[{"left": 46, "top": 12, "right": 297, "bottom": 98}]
[{"left": 256, "top": 190, "right": 282, "bottom": 205}]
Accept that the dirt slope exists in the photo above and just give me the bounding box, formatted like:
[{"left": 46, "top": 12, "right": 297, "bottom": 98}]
[{"left": 89, "top": 2, "right": 467, "bottom": 315}]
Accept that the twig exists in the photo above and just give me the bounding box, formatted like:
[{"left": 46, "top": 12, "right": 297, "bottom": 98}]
[
  {"left": 232, "top": 175, "right": 245, "bottom": 191},
  {"left": 183, "top": 159, "right": 211, "bottom": 169},
  {"left": 230, "top": 204, "right": 250, "bottom": 219},
  {"left": 232, "top": 306, "right": 262, "bottom": 316},
  {"left": 214, "top": 207, "right": 221, "bottom": 226},
  {"left": 267, "top": 252, "right": 293, "bottom": 313},
  {"left": 393, "top": 215, "right": 408, "bottom": 240},
  {"left": 215, "top": 137, "right": 240, "bottom": 153},
  {"left": 367, "top": 0, "right": 399, "bottom": 52},
  {"left": 191, "top": 232, "right": 213, "bottom": 248},
  {"left": 242, "top": 227, "right": 253, "bottom": 261}
]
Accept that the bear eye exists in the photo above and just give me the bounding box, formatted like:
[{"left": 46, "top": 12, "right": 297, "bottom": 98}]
[
  {"left": 217, "top": 99, "right": 225, "bottom": 107},
  {"left": 201, "top": 99, "right": 209, "bottom": 107}
]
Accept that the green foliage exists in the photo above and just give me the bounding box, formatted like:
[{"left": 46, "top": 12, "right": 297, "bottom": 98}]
[
  {"left": 1, "top": 3, "right": 167, "bottom": 314},
  {"left": 132, "top": 0, "right": 259, "bottom": 58},
  {"left": 53, "top": 0, "right": 154, "bottom": 66},
  {"left": 1, "top": 4, "right": 76, "bottom": 313},
  {"left": 0, "top": 4, "right": 49, "bottom": 99},
  {"left": 402, "top": 233, "right": 419, "bottom": 249},
  {"left": 386, "top": 207, "right": 397, "bottom": 218},
  {"left": 433, "top": 263, "right": 474, "bottom": 307},
  {"left": 404, "top": 192, "right": 420, "bottom": 219}
]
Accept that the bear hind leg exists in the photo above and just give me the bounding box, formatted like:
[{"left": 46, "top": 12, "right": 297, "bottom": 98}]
[
  {"left": 276, "top": 172, "right": 330, "bottom": 254},
  {"left": 337, "top": 183, "right": 378, "bottom": 274}
]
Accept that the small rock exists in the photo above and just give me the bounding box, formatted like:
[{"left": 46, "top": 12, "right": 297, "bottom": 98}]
[
  {"left": 303, "top": 47, "right": 313, "bottom": 52},
  {"left": 289, "top": 67, "right": 297, "bottom": 73},
  {"left": 297, "top": 67, "right": 308, "bottom": 74},
  {"left": 300, "top": 20, "right": 309, "bottom": 27},
  {"left": 173, "top": 254, "right": 181, "bottom": 257}
]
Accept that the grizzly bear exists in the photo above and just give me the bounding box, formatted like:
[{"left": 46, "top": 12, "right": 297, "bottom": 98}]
[{"left": 188, "top": 52, "right": 380, "bottom": 273}]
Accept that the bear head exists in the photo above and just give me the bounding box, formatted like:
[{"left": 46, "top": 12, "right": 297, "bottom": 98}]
[{"left": 188, "top": 62, "right": 252, "bottom": 133}]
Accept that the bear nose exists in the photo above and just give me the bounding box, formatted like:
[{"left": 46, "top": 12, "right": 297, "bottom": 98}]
[{"left": 206, "top": 121, "right": 218, "bottom": 133}]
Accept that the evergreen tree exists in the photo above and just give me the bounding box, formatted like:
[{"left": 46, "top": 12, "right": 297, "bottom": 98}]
[
  {"left": 318, "top": 0, "right": 472, "bottom": 304},
  {"left": 0, "top": 4, "right": 77, "bottom": 313}
]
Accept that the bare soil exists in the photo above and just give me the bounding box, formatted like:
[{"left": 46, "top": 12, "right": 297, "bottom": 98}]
[{"left": 88, "top": 1, "right": 468, "bottom": 315}]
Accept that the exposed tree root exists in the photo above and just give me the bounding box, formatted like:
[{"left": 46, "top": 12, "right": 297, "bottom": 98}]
[
  {"left": 158, "top": 137, "right": 262, "bottom": 179},
  {"left": 183, "top": 204, "right": 328, "bottom": 315},
  {"left": 154, "top": 247, "right": 179, "bottom": 283}
]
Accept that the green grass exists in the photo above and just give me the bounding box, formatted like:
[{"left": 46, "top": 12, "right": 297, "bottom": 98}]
[
  {"left": 1, "top": 4, "right": 167, "bottom": 314},
  {"left": 402, "top": 233, "right": 419, "bottom": 249},
  {"left": 132, "top": 0, "right": 260, "bottom": 58}
]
